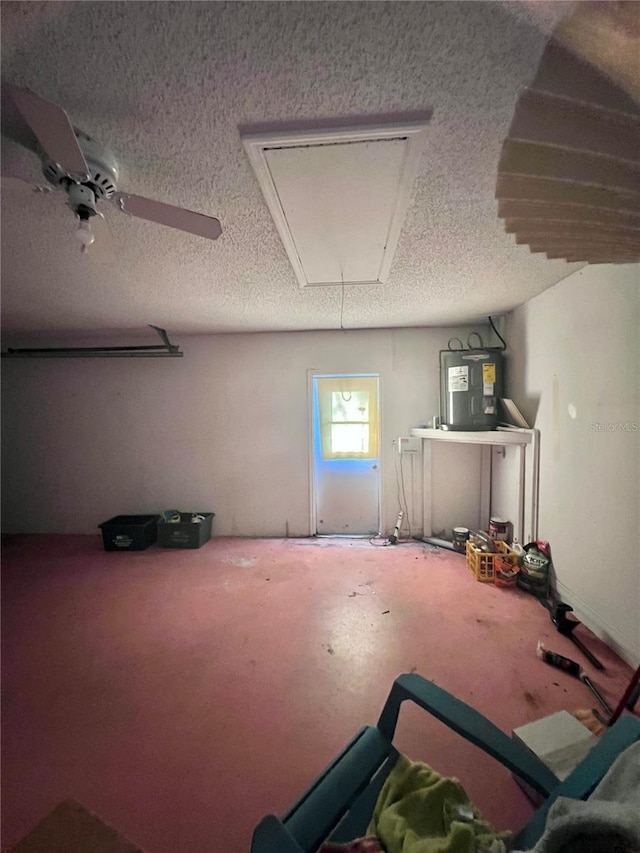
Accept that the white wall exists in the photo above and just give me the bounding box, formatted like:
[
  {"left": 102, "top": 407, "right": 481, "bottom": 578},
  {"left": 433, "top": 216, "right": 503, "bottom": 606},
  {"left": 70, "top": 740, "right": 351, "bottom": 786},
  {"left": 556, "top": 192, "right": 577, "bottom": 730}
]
[
  {"left": 492, "top": 264, "right": 640, "bottom": 665},
  {"left": 1, "top": 326, "right": 487, "bottom": 539}
]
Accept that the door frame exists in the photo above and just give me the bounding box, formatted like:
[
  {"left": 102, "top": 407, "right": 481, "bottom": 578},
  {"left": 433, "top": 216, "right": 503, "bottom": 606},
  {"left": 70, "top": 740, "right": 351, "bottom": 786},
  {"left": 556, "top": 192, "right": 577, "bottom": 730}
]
[{"left": 307, "top": 369, "right": 383, "bottom": 537}]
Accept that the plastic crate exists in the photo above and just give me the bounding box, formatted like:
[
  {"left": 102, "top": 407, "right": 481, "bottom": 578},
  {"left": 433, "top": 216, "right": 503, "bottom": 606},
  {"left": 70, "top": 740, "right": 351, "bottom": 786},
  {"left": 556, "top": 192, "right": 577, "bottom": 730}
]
[
  {"left": 466, "top": 539, "right": 518, "bottom": 583},
  {"left": 158, "top": 512, "right": 214, "bottom": 549},
  {"left": 99, "top": 515, "right": 160, "bottom": 551}
]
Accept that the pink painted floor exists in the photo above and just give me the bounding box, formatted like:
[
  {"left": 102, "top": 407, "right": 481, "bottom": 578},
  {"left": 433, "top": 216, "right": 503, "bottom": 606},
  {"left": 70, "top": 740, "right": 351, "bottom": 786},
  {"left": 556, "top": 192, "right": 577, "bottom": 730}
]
[{"left": 1, "top": 535, "right": 634, "bottom": 852}]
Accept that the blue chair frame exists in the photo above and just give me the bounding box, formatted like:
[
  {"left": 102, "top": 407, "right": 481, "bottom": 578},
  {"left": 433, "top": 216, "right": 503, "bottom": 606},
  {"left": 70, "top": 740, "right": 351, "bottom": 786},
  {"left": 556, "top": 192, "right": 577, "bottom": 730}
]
[{"left": 251, "top": 673, "right": 640, "bottom": 853}]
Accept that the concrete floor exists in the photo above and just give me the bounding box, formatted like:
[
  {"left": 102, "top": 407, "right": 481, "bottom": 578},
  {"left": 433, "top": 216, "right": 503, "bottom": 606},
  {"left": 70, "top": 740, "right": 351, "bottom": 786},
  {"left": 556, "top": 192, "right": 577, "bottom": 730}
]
[{"left": 1, "top": 535, "right": 634, "bottom": 852}]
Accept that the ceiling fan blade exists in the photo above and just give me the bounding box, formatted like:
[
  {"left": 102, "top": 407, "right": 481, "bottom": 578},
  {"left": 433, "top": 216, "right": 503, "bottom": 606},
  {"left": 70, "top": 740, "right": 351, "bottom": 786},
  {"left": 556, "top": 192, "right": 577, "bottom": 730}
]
[
  {"left": 6, "top": 84, "right": 90, "bottom": 182},
  {"left": 1, "top": 85, "right": 40, "bottom": 154},
  {"left": 112, "top": 193, "right": 222, "bottom": 241},
  {"left": 1, "top": 175, "right": 54, "bottom": 196}
]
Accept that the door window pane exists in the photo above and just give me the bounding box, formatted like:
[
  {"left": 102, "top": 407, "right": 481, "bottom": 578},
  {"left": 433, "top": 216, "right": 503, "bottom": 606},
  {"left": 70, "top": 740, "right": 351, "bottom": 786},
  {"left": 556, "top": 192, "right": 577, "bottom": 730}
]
[
  {"left": 317, "top": 376, "right": 379, "bottom": 460},
  {"left": 331, "top": 391, "right": 369, "bottom": 423},
  {"left": 331, "top": 423, "right": 370, "bottom": 454}
]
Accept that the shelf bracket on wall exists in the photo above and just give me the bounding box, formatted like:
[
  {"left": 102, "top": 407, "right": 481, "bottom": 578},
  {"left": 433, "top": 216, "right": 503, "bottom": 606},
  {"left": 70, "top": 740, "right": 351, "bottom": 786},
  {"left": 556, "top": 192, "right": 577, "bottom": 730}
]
[{"left": 1, "top": 325, "right": 184, "bottom": 358}]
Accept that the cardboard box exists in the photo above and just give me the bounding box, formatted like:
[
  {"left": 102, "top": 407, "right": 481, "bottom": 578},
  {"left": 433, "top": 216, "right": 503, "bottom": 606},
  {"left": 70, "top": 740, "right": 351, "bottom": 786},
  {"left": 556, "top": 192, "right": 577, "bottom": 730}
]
[
  {"left": 512, "top": 710, "right": 598, "bottom": 804},
  {"left": 9, "top": 799, "right": 146, "bottom": 853}
]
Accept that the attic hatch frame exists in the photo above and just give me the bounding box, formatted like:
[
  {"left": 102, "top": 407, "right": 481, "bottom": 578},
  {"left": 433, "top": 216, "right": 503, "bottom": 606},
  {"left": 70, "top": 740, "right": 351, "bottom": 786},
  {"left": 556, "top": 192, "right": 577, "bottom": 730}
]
[
  {"left": 1, "top": 325, "right": 183, "bottom": 358},
  {"left": 242, "top": 120, "right": 430, "bottom": 288}
]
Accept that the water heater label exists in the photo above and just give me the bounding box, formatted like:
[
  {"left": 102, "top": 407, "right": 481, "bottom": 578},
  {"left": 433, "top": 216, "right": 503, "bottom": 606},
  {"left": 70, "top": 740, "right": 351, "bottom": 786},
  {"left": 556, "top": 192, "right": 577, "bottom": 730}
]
[
  {"left": 448, "top": 365, "right": 468, "bottom": 391},
  {"left": 483, "top": 363, "right": 496, "bottom": 383}
]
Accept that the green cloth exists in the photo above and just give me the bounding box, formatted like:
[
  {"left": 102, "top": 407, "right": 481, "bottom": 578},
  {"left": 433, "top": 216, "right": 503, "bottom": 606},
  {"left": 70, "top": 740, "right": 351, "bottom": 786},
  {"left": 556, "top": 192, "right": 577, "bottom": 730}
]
[{"left": 367, "top": 755, "right": 510, "bottom": 853}]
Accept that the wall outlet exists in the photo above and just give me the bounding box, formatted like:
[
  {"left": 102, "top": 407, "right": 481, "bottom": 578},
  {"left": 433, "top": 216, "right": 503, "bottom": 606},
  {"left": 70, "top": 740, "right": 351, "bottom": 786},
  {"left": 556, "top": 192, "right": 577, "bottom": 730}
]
[{"left": 398, "top": 436, "right": 421, "bottom": 454}]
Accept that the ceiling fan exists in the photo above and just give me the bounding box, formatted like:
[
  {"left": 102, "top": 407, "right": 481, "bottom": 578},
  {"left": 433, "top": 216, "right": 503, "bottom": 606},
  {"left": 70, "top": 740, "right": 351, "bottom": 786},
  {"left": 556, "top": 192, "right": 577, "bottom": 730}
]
[{"left": 1, "top": 84, "right": 222, "bottom": 254}]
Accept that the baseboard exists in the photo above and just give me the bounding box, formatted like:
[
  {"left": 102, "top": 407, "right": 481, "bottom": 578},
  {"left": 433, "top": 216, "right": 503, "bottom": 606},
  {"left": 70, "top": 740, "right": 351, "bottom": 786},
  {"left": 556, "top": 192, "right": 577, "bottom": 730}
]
[{"left": 555, "top": 580, "right": 640, "bottom": 667}]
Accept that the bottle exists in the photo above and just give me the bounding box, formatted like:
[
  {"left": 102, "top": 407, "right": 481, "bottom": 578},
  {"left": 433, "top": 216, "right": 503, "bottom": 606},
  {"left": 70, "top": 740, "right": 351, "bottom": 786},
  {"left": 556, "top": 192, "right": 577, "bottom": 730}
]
[{"left": 536, "top": 641, "right": 582, "bottom": 677}]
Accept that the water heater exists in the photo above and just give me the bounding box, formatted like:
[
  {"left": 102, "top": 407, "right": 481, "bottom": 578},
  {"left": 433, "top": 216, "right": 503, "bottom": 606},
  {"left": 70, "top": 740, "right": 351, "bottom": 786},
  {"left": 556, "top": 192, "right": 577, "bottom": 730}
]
[{"left": 439, "top": 349, "right": 504, "bottom": 431}]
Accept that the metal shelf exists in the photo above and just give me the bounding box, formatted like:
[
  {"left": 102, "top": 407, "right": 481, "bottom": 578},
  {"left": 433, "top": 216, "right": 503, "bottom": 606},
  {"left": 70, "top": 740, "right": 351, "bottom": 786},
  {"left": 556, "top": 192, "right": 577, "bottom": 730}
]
[
  {"left": 411, "top": 426, "right": 539, "bottom": 544},
  {"left": 410, "top": 427, "right": 532, "bottom": 446}
]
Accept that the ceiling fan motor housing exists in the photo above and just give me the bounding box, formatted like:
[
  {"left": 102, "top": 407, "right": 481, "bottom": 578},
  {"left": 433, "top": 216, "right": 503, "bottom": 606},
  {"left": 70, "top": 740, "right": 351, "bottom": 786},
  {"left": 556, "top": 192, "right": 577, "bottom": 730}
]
[
  {"left": 41, "top": 129, "right": 119, "bottom": 199},
  {"left": 66, "top": 183, "right": 99, "bottom": 220}
]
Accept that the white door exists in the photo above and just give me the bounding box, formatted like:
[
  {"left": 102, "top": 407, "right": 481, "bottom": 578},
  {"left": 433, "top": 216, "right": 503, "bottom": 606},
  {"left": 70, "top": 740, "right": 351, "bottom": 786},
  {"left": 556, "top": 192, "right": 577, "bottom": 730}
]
[{"left": 311, "top": 374, "right": 381, "bottom": 536}]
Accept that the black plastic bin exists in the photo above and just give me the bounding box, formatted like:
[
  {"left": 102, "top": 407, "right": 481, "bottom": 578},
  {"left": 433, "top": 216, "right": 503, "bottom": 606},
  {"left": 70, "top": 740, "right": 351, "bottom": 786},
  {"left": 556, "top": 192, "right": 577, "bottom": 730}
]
[
  {"left": 99, "top": 515, "right": 160, "bottom": 551},
  {"left": 158, "top": 512, "right": 215, "bottom": 549}
]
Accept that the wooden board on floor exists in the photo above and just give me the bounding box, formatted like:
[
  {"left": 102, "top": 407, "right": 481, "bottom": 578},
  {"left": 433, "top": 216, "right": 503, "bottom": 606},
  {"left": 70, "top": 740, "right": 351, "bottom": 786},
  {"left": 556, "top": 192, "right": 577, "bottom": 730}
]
[{"left": 7, "top": 800, "right": 146, "bottom": 853}]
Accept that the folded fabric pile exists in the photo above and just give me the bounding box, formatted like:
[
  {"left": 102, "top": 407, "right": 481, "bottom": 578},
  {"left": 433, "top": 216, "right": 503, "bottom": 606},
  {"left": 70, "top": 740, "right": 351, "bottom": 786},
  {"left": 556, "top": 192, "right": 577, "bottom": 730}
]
[
  {"left": 322, "top": 741, "right": 640, "bottom": 853},
  {"left": 511, "top": 740, "right": 640, "bottom": 853},
  {"left": 322, "top": 754, "right": 509, "bottom": 853}
]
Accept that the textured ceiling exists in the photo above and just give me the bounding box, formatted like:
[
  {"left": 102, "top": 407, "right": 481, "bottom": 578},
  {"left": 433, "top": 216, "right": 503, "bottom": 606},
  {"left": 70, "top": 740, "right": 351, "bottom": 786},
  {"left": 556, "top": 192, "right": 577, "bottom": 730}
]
[{"left": 0, "top": 1, "right": 583, "bottom": 335}]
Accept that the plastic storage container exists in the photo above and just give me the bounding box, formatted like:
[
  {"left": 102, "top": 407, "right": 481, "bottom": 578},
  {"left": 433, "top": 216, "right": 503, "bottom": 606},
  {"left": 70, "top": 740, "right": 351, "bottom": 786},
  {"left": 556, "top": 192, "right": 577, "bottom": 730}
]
[
  {"left": 466, "top": 539, "right": 518, "bottom": 583},
  {"left": 99, "top": 515, "right": 160, "bottom": 551},
  {"left": 158, "top": 512, "right": 214, "bottom": 549}
]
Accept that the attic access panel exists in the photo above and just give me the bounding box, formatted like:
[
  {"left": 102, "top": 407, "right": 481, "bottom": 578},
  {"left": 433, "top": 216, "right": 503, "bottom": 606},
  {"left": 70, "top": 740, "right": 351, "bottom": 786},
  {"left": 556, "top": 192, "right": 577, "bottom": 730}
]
[{"left": 243, "top": 123, "right": 429, "bottom": 287}]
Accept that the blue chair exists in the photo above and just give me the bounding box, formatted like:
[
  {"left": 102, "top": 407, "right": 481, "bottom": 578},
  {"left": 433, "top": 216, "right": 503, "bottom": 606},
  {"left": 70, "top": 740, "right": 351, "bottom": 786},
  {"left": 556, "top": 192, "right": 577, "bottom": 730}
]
[{"left": 251, "top": 673, "right": 640, "bottom": 852}]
